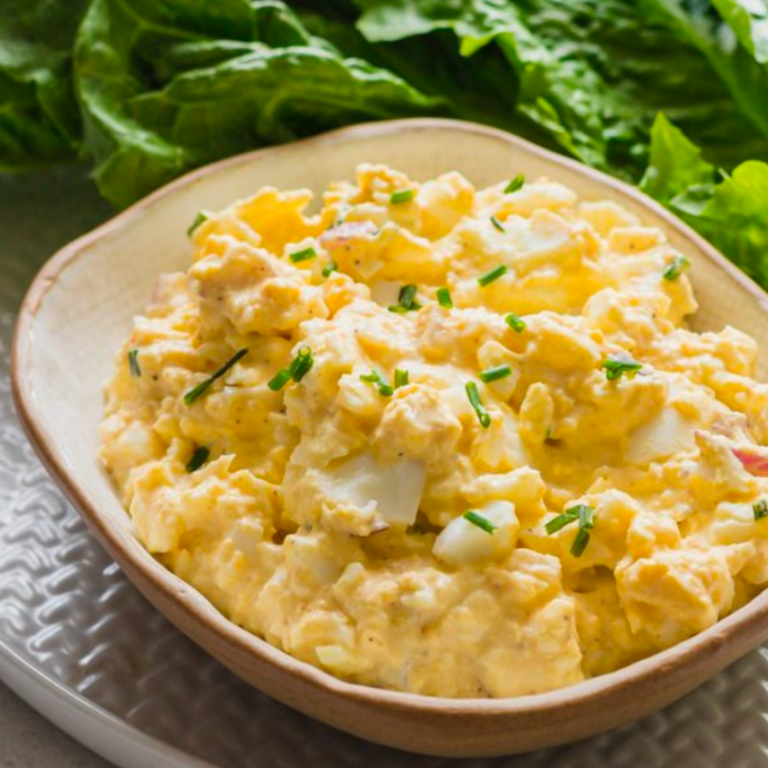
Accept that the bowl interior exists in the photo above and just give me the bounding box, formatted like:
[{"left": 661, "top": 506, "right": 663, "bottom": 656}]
[{"left": 16, "top": 118, "right": 768, "bottom": 705}]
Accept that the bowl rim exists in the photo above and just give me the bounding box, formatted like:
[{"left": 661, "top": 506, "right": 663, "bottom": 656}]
[{"left": 11, "top": 116, "right": 768, "bottom": 717}]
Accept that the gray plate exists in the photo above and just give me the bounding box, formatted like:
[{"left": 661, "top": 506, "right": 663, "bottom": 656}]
[{"left": 2, "top": 166, "right": 768, "bottom": 768}]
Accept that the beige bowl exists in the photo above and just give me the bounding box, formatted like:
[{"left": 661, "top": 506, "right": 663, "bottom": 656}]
[{"left": 12, "top": 118, "right": 768, "bottom": 757}]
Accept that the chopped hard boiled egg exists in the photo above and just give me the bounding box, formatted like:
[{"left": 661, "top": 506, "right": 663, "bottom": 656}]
[
  {"left": 324, "top": 451, "right": 426, "bottom": 528},
  {"left": 433, "top": 501, "right": 519, "bottom": 565}
]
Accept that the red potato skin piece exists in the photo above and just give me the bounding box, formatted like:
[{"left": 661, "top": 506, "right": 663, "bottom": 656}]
[{"left": 733, "top": 447, "right": 768, "bottom": 476}]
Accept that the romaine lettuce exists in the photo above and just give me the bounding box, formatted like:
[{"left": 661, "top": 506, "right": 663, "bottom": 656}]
[
  {"left": 74, "top": 0, "right": 442, "bottom": 207},
  {"left": 642, "top": 113, "right": 768, "bottom": 287},
  {"left": 0, "top": 0, "right": 90, "bottom": 167},
  {"left": 353, "top": 0, "right": 768, "bottom": 178}
]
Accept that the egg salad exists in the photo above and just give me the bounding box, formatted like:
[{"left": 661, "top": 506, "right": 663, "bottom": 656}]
[{"left": 100, "top": 164, "right": 768, "bottom": 698}]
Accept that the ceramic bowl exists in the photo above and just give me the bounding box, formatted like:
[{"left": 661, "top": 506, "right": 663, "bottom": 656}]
[{"left": 12, "top": 118, "right": 768, "bottom": 757}]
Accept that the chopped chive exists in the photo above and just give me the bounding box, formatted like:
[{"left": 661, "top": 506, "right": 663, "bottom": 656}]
[
  {"left": 570, "top": 527, "right": 591, "bottom": 557},
  {"left": 394, "top": 369, "right": 409, "bottom": 389},
  {"left": 390, "top": 188, "right": 415, "bottom": 205},
  {"left": 754, "top": 500, "right": 768, "bottom": 521},
  {"left": 289, "top": 247, "right": 317, "bottom": 264},
  {"left": 663, "top": 255, "right": 691, "bottom": 281},
  {"left": 267, "top": 368, "right": 292, "bottom": 392},
  {"left": 504, "top": 174, "right": 525, "bottom": 194},
  {"left": 578, "top": 504, "right": 595, "bottom": 530},
  {"left": 478, "top": 264, "right": 508, "bottom": 287},
  {"left": 601, "top": 355, "right": 642, "bottom": 381},
  {"left": 289, "top": 346, "right": 314, "bottom": 382},
  {"left": 466, "top": 381, "right": 491, "bottom": 428},
  {"left": 184, "top": 349, "right": 247, "bottom": 405},
  {"left": 322, "top": 260, "right": 338, "bottom": 277},
  {"left": 186, "top": 446, "right": 210, "bottom": 473},
  {"left": 436, "top": 287, "right": 453, "bottom": 309},
  {"left": 545, "top": 508, "right": 581, "bottom": 535},
  {"left": 389, "top": 283, "right": 421, "bottom": 313},
  {"left": 546, "top": 503, "right": 595, "bottom": 555},
  {"left": 479, "top": 364, "right": 512, "bottom": 384},
  {"left": 399, "top": 284, "right": 419, "bottom": 307},
  {"left": 360, "top": 370, "right": 393, "bottom": 397},
  {"left": 490, "top": 215, "right": 506, "bottom": 233},
  {"left": 269, "top": 347, "right": 314, "bottom": 391},
  {"left": 463, "top": 511, "right": 497, "bottom": 534},
  {"left": 505, "top": 313, "right": 526, "bottom": 333},
  {"left": 128, "top": 349, "right": 141, "bottom": 378},
  {"left": 187, "top": 211, "right": 210, "bottom": 237}
]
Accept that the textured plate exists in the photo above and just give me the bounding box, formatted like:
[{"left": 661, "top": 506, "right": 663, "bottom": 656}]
[{"left": 3, "top": 163, "right": 768, "bottom": 768}]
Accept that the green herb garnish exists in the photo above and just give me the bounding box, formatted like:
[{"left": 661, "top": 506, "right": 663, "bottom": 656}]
[
  {"left": 545, "top": 504, "right": 596, "bottom": 557},
  {"left": 504, "top": 174, "right": 525, "bottom": 194},
  {"left": 545, "top": 508, "right": 581, "bottom": 535},
  {"left": 578, "top": 504, "right": 595, "bottom": 529},
  {"left": 390, "top": 188, "right": 415, "bottom": 205},
  {"left": 490, "top": 215, "right": 506, "bottom": 232},
  {"left": 394, "top": 369, "right": 409, "bottom": 389},
  {"left": 466, "top": 381, "right": 491, "bottom": 428},
  {"left": 267, "top": 368, "right": 292, "bottom": 392},
  {"left": 269, "top": 347, "right": 314, "bottom": 391},
  {"left": 463, "top": 511, "right": 497, "bottom": 534},
  {"left": 754, "top": 500, "right": 768, "bottom": 520},
  {"left": 505, "top": 313, "right": 526, "bottom": 333},
  {"left": 187, "top": 211, "right": 210, "bottom": 237},
  {"left": 289, "top": 346, "right": 314, "bottom": 382},
  {"left": 186, "top": 446, "right": 210, "bottom": 473},
  {"left": 389, "top": 283, "right": 421, "bottom": 313},
  {"left": 436, "top": 287, "right": 453, "bottom": 309},
  {"left": 478, "top": 265, "right": 508, "bottom": 287},
  {"left": 479, "top": 364, "right": 512, "bottom": 383},
  {"left": 322, "top": 260, "right": 338, "bottom": 277},
  {"left": 184, "top": 349, "right": 247, "bottom": 405},
  {"left": 289, "top": 247, "right": 317, "bottom": 264},
  {"left": 601, "top": 355, "right": 643, "bottom": 381},
  {"left": 128, "top": 349, "right": 141, "bottom": 378},
  {"left": 570, "top": 528, "right": 591, "bottom": 557},
  {"left": 361, "top": 370, "right": 394, "bottom": 397},
  {"left": 389, "top": 189, "right": 416, "bottom": 205},
  {"left": 662, "top": 255, "right": 691, "bottom": 281}
]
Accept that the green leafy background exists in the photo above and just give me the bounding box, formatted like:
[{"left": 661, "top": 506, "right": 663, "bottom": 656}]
[{"left": 2, "top": 0, "right": 768, "bottom": 286}]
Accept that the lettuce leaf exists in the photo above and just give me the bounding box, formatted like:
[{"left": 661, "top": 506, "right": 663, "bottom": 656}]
[
  {"left": 0, "top": 71, "right": 72, "bottom": 170},
  {"left": 74, "top": 0, "right": 443, "bottom": 207},
  {"left": 293, "top": 1, "right": 560, "bottom": 150},
  {"left": 0, "top": 0, "right": 91, "bottom": 167},
  {"left": 697, "top": 161, "right": 768, "bottom": 286},
  {"left": 353, "top": 0, "right": 768, "bottom": 179},
  {"left": 641, "top": 113, "right": 768, "bottom": 287},
  {"left": 708, "top": 0, "right": 768, "bottom": 63},
  {"left": 639, "top": 113, "right": 715, "bottom": 206},
  {"left": 639, "top": 0, "right": 768, "bottom": 145}
]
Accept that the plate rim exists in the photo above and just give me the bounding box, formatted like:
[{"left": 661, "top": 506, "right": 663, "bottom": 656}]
[{"left": 0, "top": 633, "right": 223, "bottom": 768}]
